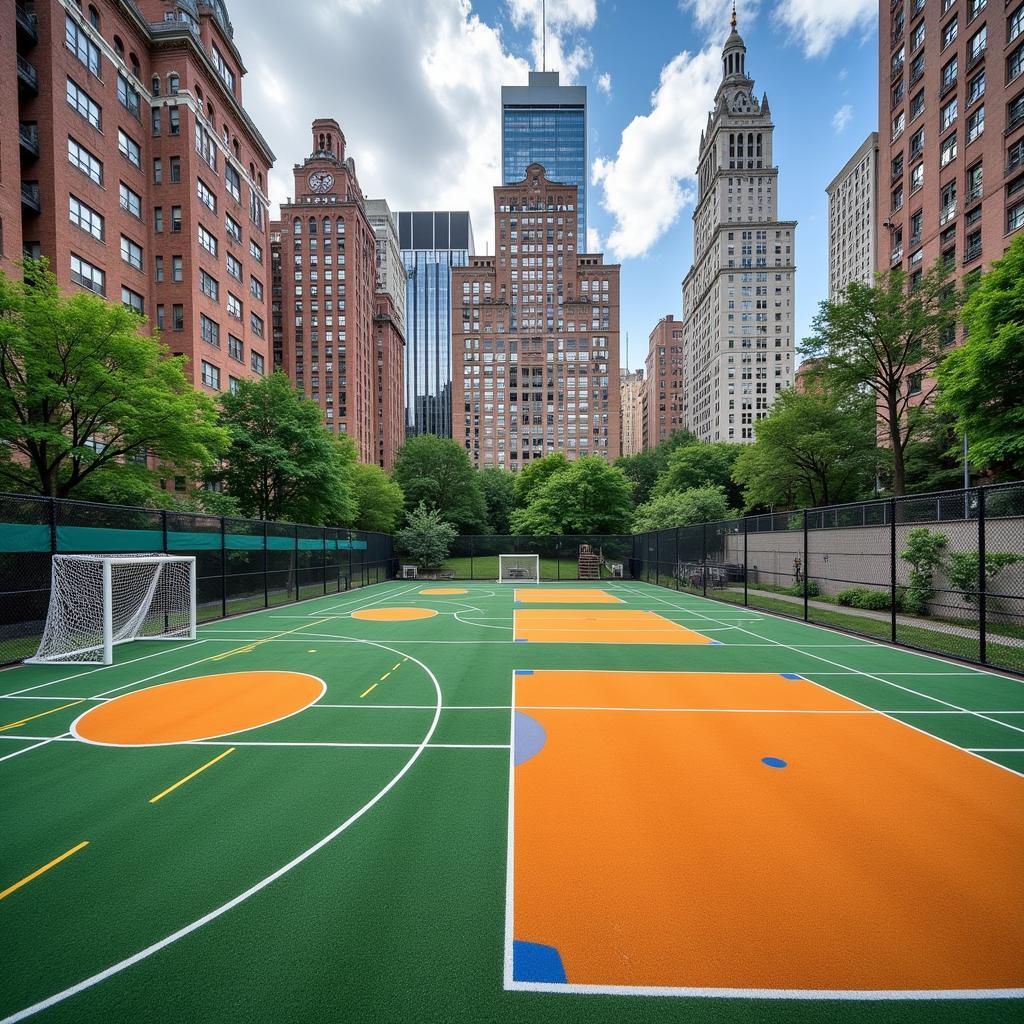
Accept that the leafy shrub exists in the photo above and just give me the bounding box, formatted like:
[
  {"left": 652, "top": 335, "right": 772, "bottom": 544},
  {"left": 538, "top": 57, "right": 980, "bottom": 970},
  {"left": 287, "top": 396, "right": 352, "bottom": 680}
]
[
  {"left": 395, "top": 501, "right": 457, "bottom": 570},
  {"left": 836, "top": 586, "right": 903, "bottom": 612},
  {"left": 946, "top": 551, "right": 1023, "bottom": 604},
  {"left": 783, "top": 578, "right": 820, "bottom": 597},
  {"left": 900, "top": 528, "right": 947, "bottom": 615}
]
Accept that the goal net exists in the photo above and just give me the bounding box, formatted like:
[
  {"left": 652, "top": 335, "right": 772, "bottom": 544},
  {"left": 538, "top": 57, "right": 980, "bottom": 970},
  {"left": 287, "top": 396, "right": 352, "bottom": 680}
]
[
  {"left": 498, "top": 554, "right": 540, "bottom": 584},
  {"left": 27, "top": 555, "right": 197, "bottom": 665}
]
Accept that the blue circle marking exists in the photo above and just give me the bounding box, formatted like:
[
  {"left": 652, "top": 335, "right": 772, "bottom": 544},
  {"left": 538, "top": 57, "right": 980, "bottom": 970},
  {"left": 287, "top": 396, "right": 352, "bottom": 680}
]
[{"left": 762, "top": 756, "right": 788, "bottom": 768}]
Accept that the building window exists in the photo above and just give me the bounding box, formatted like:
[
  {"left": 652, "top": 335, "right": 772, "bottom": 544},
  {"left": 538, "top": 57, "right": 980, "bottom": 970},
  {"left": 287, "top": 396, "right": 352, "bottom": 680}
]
[
  {"left": 66, "top": 78, "right": 101, "bottom": 130},
  {"left": 225, "top": 164, "right": 241, "bottom": 203},
  {"left": 967, "top": 25, "right": 986, "bottom": 63},
  {"left": 941, "top": 14, "right": 958, "bottom": 49},
  {"left": 70, "top": 253, "right": 105, "bottom": 295},
  {"left": 228, "top": 335, "right": 244, "bottom": 361},
  {"left": 156, "top": 304, "right": 165, "bottom": 329},
  {"left": 171, "top": 205, "right": 182, "bottom": 232},
  {"left": 908, "top": 372, "right": 923, "bottom": 395},
  {"left": 172, "top": 255, "right": 183, "bottom": 282},
  {"left": 250, "top": 312, "right": 264, "bottom": 338},
  {"left": 940, "top": 97, "right": 957, "bottom": 131},
  {"left": 910, "top": 90, "right": 925, "bottom": 120},
  {"left": 155, "top": 255, "right": 164, "bottom": 282},
  {"left": 910, "top": 163, "right": 924, "bottom": 193},
  {"left": 940, "top": 133, "right": 958, "bottom": 167},
  {"left": 172, "top": 303, "right": 184, "bottom": 330},
  {"left": 1009, "top": 199, "right": 1024, "bottom": 233},
  {"left": 249, "top": 276, "right": 264, "bottom": 301},
  {"left": 117, "top": 73, "right": 140, "bottom": 118},
  {"left": 168, "top": 106, "right": 180, "bottom": 136},
  {"left": 941, "top": 55, "right": 958, "bottom": 91},
  {"left": 68, "top": 194, "right": 104, "bottom": 240},
  {"left": 225, "top": 214, "right": 242, "bottom": 243},
  {"left": 1009, "top": 43, "right": 1024, "bottom": 84},
  {"left": 1011, "top": 3, "right": 1024, "bottom": 45},
  {"left": 891, "top": 110, "right": 905, "bottom": 141},
  {"left": 199, "top": 269, "right": 219, "bottom": 300},
  {"left": 227, "top": 253, "right": 242, "bottom": 280},
  {"left": 168, "top": 74, "right": 179, "bottom": 95},
  {"left": 119, "top": 182, "right": 141, "bottom": 219},
  {"left": 249, "top": 189, "right": 264, "bottom": 229},
  {"left": 201, "top": 360, "right": 220, "bottom": 390},
  {"left": 118, "top": 129, "right": 141, "bottom": 168},
  {"left": 121, "top": 286, "right": 144, "bottom": 314},
  {"left": 196, "top": 177, "right": 217, "bottom": 212},
  {"left": 968, "top": 69, "right": 986, "bottom": 105},
  {"left": 966, "top": 104, "right": 984, "bottom": 143},
  {"left": 200, "top": 314, "right": 220, "bottom": 348},
  {"left": 212, "top": 46, "right": 235, "bottom": 91},
  {"left": 909, "top": 126, "right": 925, "bottom": 159},
  {"left": 68, "top": 136, "right": 102, "bottom": 185},
  {"left": 249, "top": 239, "right": 263, "bottom": 264},
  {"left": 154, "top": 206, "right": 163, "bottom": 232},
  {"left": 227, "top": 293, "right": 242, "bottom": 319},
  {"left": 120, "top": 235, "right": 143, "bottom": 271},
  {"left": 966, "top": 161, "right": 983, "bottom": 202},
  {"left": 195, "top": 124, "right": 217, "bottom": 171},
  {"left": 65, "top": 17, "right": 101, "bottom": 77},
  {"left": 169, "top": 156, "right": 181, "bottom": 183},
  {"left": 911, "top": 20, "right": 925, "bottom": 51},
  {"left": 250, "top": 351, "right": 265, "bottom": 375}
]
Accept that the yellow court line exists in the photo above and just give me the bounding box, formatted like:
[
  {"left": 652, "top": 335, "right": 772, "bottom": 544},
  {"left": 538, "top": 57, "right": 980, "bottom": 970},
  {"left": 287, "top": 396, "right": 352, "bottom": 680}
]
[
  {"left": 149, "top": 748, "right": 236, "bottom": 804},
  {"left": 380, "top": 672, "right": 391, "bottom": 681},
  {"left": 0, "top": 841, "right": 89, "bottom": 901},
  {"left": 392, "top": 663, "right": 401, "bottom": 671},
  {"left": 0, "top": 700, "right": 86, "bottom": 732},
  {"left": 360, "top": 683, "right": 378, "bottom": 699},
  {"left": 209, "top": 618, "right": 333, "bottom": 662}
]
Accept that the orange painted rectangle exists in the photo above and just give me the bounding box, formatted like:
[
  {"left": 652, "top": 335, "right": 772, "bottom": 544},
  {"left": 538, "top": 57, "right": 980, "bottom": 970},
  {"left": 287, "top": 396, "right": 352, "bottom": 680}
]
[
  {"left": 510, "top": 670, "right": 1024, "bottom": 994},
  {"left": 514, "top": 609, "right": 713, "bottom": 645},
  {"left": 514, "top": 589, "right": 624, "bottom": 605}
]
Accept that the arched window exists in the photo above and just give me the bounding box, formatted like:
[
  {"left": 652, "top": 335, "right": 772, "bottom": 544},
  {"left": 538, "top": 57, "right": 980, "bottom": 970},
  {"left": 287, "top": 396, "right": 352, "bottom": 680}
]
[
  {"left": 747, "top": 132, "right": 754, "bottom": 154},
  {"left": 293, "top": 217, "right": 302, "bottom": 235},
  {"left": 249, "top": 162, "right": 256, "bottom": 179},
  {"left": 326, "top": 133, "right": 332, "bottom": 152},
  {"left": 114, "top": 36, "right": 124, "bottom": 57},
  {"left": 336, "top": 217, "right": 345, "bottom": 235},
  {"left": 168, "top": 74, "right": 179, "bottom": 95},
  {"left": 88, "top": 4, "right": 100, "bottom": 28},
  {"left": 233, "top": 139, "right": 240, "bottom": 159},
  {"left": 756, "top": 134, "right": 763, "bottom": 158},
  {"left": 309, "top": 217, "right": 317, "bottom": 234},
  {"left": 223, "top": 123, "right": 229, "bottom": 143},
  {"left": 322, "top": 217, "right": 332, "bottom": 233},
  {"left": 195, "top": 85, "right": 203, "bottom": 101},
  {"left": 151, "top": 76, "right": 160, "bottom": 96},
  {"left": 258, "top": 173, "right": 263, "bottom": 188},
  {"left": 318, "top": 133, "right": 325, "bottom": 151},
  {"left": 207, "top": 101, "right": 214, "bottom": 122}
]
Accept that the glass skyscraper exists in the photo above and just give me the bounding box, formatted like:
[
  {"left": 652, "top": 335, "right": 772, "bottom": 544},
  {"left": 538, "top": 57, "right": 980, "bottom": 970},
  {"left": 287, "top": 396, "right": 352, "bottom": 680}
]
[
  {"left": 398, "top": 211, "right": 474, "bottom": 438},
  {"left": 501, "top": 71, "right": 587, "bottom": 237}
]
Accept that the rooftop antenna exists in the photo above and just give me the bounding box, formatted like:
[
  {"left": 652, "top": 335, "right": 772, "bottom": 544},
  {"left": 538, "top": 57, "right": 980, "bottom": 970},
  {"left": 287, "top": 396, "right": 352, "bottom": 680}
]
[
  {"left": 542, "top": 0, "right": 546, "bottom": 72},
  {"left": 731, "top": 0, "right": 737, "bottom": 29}
]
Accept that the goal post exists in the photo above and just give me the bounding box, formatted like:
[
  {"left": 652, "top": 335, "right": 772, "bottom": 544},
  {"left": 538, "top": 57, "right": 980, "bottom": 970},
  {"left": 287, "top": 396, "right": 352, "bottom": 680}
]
[
  {"left": 497, "top": 553, "right": 540, "bottom": 584},
  {"left": 27, "top": 554, "right": 197, "bottom": 665}
]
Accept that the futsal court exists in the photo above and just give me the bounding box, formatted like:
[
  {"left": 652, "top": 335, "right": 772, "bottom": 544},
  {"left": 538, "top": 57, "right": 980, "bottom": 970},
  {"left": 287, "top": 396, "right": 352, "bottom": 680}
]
[{"left": 1, "top": 579, "right": 1022, "bottom": 1024}]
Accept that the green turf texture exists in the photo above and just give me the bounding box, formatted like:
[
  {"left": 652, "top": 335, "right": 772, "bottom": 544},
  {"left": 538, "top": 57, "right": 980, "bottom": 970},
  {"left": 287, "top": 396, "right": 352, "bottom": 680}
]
[{"left": 0, "top": 580, "right": 1021, "bottom": 1024}]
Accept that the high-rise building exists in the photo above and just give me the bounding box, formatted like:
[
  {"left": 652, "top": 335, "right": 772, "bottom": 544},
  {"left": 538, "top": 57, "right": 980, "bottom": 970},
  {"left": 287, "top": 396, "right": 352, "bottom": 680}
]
[
  {"left": 681, "top": 11, "right": 796, "bottom": 443},
  {"left": 8, "top": 0, "right": 275, "bottom": 396},
  {"left": 397, "top": 211, "right": 474, "bottom": 438},
  {"left": 643, "top": 314, "right": 686, "bottom": 447},
  {"left": 451, "top": 163, "right": 619, "bottom": 468},
  {"left": 501, "top": 71, "right": 587, "bottom": 237},
  {"left": 879, "top": 0, "right": 1024, "bottom": 342},
  {"left": 365, "top": 198, "right": 405, "bottom": 331},
  {"left": 271, "top": 118, "right": 404, "bottom": 469},
  {"left": 827, "top": 132, "right": 879, "bottom": 301},
  {"left": 619, "top": 368, "right": 645, "bottom": 457}
]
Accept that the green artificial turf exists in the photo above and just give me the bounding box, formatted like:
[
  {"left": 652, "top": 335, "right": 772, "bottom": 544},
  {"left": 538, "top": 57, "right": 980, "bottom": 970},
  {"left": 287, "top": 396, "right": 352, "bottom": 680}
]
[{"left": 0, "top": 579, "right": 1021, "bottom": 1023}]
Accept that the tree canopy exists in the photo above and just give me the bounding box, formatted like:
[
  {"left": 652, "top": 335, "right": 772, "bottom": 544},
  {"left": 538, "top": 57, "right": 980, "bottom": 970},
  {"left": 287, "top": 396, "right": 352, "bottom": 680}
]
[
  {"left": 395, "top": 501, "right": 457, "bottom": 569},
  {"left": 0, "top": 259, "right": 226, "bottom": 498},
  {"left": 512, "top": 452, "right": 570, "bottom": 507},
  {"left": 217, "top": 371, "right": 356, "bottom": 524},
  {"left": 479, "top": 466, "right": 516, "bottom": 534},
  {"left": 349, "top": 462, "right": 405, "bottom": 533},
  {"left": 615, "top": 429, "right": 694, "bottom": 505},
  {"left": 938, "top": 235, "right": 1024, "bottom": 478},
  {"left": 802, "top": 263, "right": 960, "bottom": 494},
  {"left": 654, "top": 440, "right": 743, "bottom": 508},
  {"left": 510, "top": 456, "right": 633, "bottom": 534},
  {"left": 392, "top": 435, "right": 487, "bottom": 532},
  {"left": 632, "top": 485, "right": 734, "bottom": 533}
]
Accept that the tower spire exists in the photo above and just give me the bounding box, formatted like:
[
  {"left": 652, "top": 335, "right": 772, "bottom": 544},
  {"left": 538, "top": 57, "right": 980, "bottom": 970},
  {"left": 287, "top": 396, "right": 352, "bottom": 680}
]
[{"left": 731, "top": 1, "right": 737, "bottom": 30}]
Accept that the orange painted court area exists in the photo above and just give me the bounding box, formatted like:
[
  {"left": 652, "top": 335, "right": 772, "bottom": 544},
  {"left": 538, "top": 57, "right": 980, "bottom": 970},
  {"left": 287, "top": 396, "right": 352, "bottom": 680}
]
[
  {"left": 512, "top": 670, "right": 1024, "bottom": 992},
  {"left": 418, "top": 588, "right": 468, "bottom": 595},
  {"left": 514, "top": 608, "right": 713, "bottom": 645},
  {"left": 351, "top": 607, "right": 438, "bottom": 621},
  {"left": 513, "top": 588, "right": 624, "bottom": 604},
  {"left": 73, "top": 671, "right": 325, "bottom": 746}
]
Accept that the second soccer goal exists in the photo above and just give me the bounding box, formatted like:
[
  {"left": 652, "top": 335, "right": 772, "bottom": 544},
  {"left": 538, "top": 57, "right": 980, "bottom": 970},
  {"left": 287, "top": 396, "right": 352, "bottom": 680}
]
[{"left": 497, "top": 554, "right": 540, "bottom": 584}]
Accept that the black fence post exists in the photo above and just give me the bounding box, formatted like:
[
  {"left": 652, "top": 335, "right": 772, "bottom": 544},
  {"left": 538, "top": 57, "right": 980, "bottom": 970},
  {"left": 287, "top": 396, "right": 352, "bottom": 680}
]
[
  {"left": 556, "top": 538, "right": 561, "bottom": 581},
  {"left": 702, "top": 522, "right": 708, "bottom": 597},
  {"left": 293, "top": 525, "right": 299, "bottom": 602},
  {"left": 263, "top": 520, "right": 269, "bottom": 609},
  {"left": 889, "top": 497, "right": 897, "bottom": 643},
  {"left": 470, "top": 535, "right": 474, "bottom": 581},
  {"left": 161, "top": 509, "right": 168, "bottom": 554},
  {"left": 802, "top": 508, "right": 809, "bottom": 621},
  {"left": 220, "top": 517, "right": 227, "bottom": 618},
  {"left": 743, "top": 517, "right": 749, "bottom": 607},
  {"left": 655, "top": 531, "right": 660, "bottom": 588},
  {"left": 978, "top": 486, "right": 987, "bottom": 664},
  {"left": 49, "top": 497, "right": 58, "bottom": 554},
  {"left": 348, "top": 532, "right": 354, "bottom": 590},
  {"left": 323, "top": 528, "right": 328, "bottom": 595}
]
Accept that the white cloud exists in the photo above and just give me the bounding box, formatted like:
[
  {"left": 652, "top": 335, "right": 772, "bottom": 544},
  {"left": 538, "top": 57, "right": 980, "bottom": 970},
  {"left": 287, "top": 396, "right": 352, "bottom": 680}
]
[
  {"left": 586, "top": 226, "right": 603, "bottom": 253},
  {"left": 680, "top": 0, "right": 761, "bottom": 33},
  {"left": 596, "top": 71, "right": 612, "bottom": 96},
  {"left": 832, "top": 103, "right": 853, "bottom": 134},
  {"left": 772, "top": 0, "right": 875, "bottom": 57},
  {"left": 506, "top": 0, "right": 596, "bottom": 81},
  {"left": 591, "top": 46, "right": 721, "bottom": 261},
  {"left": 230, "top": 0, "right": 532, "bottom": 255}
]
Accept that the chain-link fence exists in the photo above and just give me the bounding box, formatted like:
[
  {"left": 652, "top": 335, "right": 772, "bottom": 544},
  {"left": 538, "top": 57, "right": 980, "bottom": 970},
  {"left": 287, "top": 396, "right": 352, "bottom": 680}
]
[
  {"left": 633, "top": 481, "right": 1024, "bottom": 675},
  {"left": 0, "top": 493, "right": 396, "bottom": 665}
]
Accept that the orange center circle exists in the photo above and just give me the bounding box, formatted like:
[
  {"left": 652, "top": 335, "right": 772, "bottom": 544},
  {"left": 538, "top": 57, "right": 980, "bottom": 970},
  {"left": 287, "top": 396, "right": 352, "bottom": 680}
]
[
  {"left": 351, "top": 608, "right": 438, "bottom": 621},
  {"left": 72, "top": 671, "right": 325, "bottom": 747},
  {"left": 419, "top": 588, "right": 468, "bottom": 596}
]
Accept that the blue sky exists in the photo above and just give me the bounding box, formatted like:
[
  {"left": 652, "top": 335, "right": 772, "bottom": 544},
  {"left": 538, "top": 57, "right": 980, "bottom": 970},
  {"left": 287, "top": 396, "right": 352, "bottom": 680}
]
[{"left": 234, "top": 0, "right": 879, "bottom": 369}]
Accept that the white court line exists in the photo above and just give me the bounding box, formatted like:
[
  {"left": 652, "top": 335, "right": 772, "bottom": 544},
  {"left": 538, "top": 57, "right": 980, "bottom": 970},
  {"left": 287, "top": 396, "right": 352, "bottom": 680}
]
[
  {"left": 968, "top": 747, "right": 1024, "bottom": 752},
  {"left": 181, "top": 740, "right": 508, "bottom": 750},
  {"left": 502, "top": 672, "right": 517, "bottom": 992},
  {"left": 309, "top": 580, "right": 422, "bottom": 616},
  {"left": 0, "top": 695, "right": 107, "bottom": 701},
  {"left": 0, "top": 636, "right": 444, "bottom": 1024},
  {"left": 0, "top": 733, "right": 70, "bottom": 764}
]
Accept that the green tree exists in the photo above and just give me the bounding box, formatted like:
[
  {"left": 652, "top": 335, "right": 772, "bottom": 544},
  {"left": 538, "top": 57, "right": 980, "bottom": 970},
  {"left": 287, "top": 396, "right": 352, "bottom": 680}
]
[
  {"left": 510, "top": 456, "right": 633, "bottom": 535},
  {"left": 937, "top": 235, "right": 1024, "bottom": 478},
  {"left": 900, "top": 527, "right": 947, "bottom": 616},
  {"left": 218, "top": 371, "right": 356, "bottom": 524},
  {"left": 0, "top": 259, "right": 225, "bottom": 497},
  {"left": 731, "top": 388, "right": 878, "bottom": 510},
  {"left": 802, "top": 262, "right": 960, "bottom": 494},
  {"left": 350, "top": 462, "right": 405, "bottom": 533},
  {"left": 615, "top": 429, "right": 695, "bottom": 505},
  {"left": 396, "top": 501, "right": 457, "bottom": 570},
  {"left": 902, "top": 408, "right": 965, "bottom": 495},
  {"left": 479, "top": 467, "right": 516, "bottom": 534},
  {"left": 393, "top": 435, "right": 486, "bottom": 532},
  {"left": 512, "top": 452, "right": 569, "bottom": 507},
  {"left": 947, "top": 551, "right": 1023, "bottom": 605},
  {"left": 632, "top": 486, "right": 734, "bottom": 532},
  {"left": 654, "top": 441, "right": 744, "bottom": 507}
]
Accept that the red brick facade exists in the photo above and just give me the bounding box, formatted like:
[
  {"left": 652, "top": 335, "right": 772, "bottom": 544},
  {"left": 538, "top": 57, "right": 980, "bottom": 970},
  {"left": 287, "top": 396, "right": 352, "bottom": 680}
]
[
  {"left": 643, "top": 314, "right": 686, "bottom": 448},
  {"left": 270, "top": 119, "right": 403, "bottom": 469},
  {"left": 373, "top": 293, "right": 405, "bottom": 472},
  {"left": 451, "top": 163, "right": 620, "bottom": 468},
  {"left": 8, "top": 0, "right": 274, "bottom": 396}
]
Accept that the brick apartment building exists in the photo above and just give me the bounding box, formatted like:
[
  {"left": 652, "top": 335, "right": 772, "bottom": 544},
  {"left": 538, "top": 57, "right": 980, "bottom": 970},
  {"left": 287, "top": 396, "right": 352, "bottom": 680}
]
[
  {"left": 618, "top": 367, "right": 644, "bottom": 457},
  {"left": 643, "top": 314, "right": 686, "bottom": 447},
  {"left": 270, "top": 119, "right": 404, "bottom": 470},
  {"left": 451, "top": 163, "right": 620, "bottom": 469},
  {"left": 880, "top": 0, "right": 1024, "bottom": 353},
  {"left": 7, "top": 0, "right": 274, "bottom": 403}
]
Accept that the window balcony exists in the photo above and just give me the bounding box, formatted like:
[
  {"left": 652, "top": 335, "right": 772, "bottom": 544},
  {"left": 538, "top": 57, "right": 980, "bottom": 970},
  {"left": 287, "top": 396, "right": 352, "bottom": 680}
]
[
  {"left": 18, "top": 122, "right": 39, "bottom": 158},
  {"left": 1007, "top": 109, "right": 1024, "bottom": 135},
  {"left": 963, "top": 242, "right": 983, "bottom": 264},
  {"left": 939, "top": 200, "right": 958, "bottom": 225},
  {"left": 939, "top": 77, "right": 957, "bottom": 99},
  {"left": 965, "top": 182, "right": 983, "bottom": 203},
  {"left": 891, "top": 245, "right": 904, "bottom": 263},
  {"left": 910, "top": 66, "right": 924, "bottom": 86},
  {"left": 21, "top": 181, "right": 41, "bottom": 214},
  {"left": 909, "top": 231, "right": 922, "bottom": 247},
  {"left": 15, "top": 2, "right": 37, "bottom": 45},
  {"left": 891, "top": 61, "right": 905, "bottom": 82},
  {"left": 17, "top": 54, "right": 38, "bottom": 95},
  {"left": 966, "top": 47, "right": 986, "bottom": 72}
]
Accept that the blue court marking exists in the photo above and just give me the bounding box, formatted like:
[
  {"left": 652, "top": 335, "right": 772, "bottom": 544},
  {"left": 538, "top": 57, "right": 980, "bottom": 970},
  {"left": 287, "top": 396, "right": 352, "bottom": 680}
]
[
  {"left": 710, "top": 640, "right": 723, "bottom": 645},
  {"left": 515, "top": 669, "right": 534, "bottom": 676},
  {"left": 514, "top": 711, "right": 548, "bottom": 766},
  {"left": 781, "top": 673, "right": 803, "bottom": 680},
  {"left": 762, "top": 756, "right": 788, "bottom": 768},
  {"left": 515, "top": 638, "right": 529, "bottom": 643},
  {"left": 512, "top": 940, "right": 567, "bottom": 984}
]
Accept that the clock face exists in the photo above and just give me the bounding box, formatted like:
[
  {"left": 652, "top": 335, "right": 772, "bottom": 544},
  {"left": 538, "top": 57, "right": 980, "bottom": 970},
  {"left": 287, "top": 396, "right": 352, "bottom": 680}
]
[{"left": 308, "top": 171, "right": 334, "bottom": 194}]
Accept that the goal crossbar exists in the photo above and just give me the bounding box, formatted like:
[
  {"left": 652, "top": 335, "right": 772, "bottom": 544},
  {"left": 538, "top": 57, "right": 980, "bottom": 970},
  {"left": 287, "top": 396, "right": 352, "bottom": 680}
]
[
  {"left": 497, "top": 553, "right": 540, "bottom": 584},
  {"left": 27, "top": 554, "right": 197, "bottom": 665}
]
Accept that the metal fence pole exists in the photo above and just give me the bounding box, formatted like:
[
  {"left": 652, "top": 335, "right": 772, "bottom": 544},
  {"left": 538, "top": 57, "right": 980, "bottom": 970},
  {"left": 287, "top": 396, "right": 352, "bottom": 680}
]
[
  {"left": 322, "top": 528, "right": 328, "bottom": 595},
  {"left": 743, "top": 517, "right": 748, "bottom": 607},
  {"left": 49, "top": 497, "right": 58, "bottom": 554},
  {"left": 655, "top": 531, "right": 660, "bottom": 588},
  {"left": 293, "top": 525, "right": 299, "bottom": 602},
  {"left": 702, "top": 522, "right": 708, "bottom": 597},
  {"left": 470, "top": 535, "right": 474, "bottom": 581},
  {"left": 161, "top": 510, "right": 168, "bottom": 554},
  {"left": 220, "top": 517, "right": 227, "bottom": 618},
  {"left": 978, "top": 486, "right": 987, "bottom": 664},
  {"left": 263, "top": 520, "right": 269, "bottom": 608},
  {"left": 889, "top": 497, "right": 897, "bottom": 643},
  {"left": 802, "top": 509, "right": 809, "bottom": 621}
]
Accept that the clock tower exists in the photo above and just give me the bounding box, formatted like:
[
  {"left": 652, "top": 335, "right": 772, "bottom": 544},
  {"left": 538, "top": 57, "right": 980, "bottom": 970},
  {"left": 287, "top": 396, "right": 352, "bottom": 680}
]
[{"left": 290, "top": 117, "right": 363, "bottom": 204}]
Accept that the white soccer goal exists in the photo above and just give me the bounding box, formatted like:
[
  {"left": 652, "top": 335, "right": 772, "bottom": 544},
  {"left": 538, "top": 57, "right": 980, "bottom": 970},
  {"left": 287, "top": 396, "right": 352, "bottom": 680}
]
[
  {"left": 27, "top": 554, "right": 197, "bottom": 665},
  {"left": 498, "top": 553, "right": 540, "bottom": 584}
]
